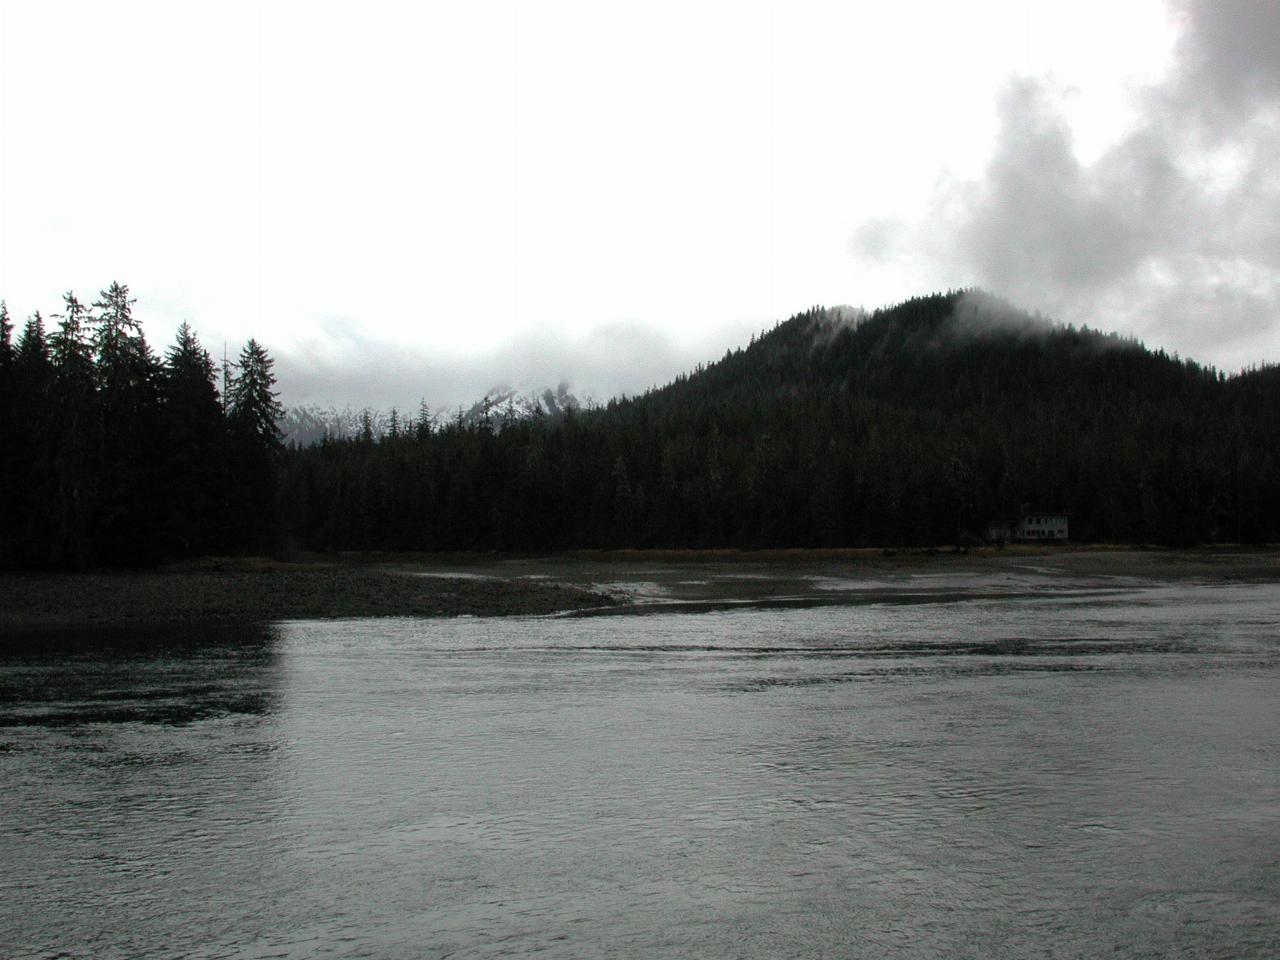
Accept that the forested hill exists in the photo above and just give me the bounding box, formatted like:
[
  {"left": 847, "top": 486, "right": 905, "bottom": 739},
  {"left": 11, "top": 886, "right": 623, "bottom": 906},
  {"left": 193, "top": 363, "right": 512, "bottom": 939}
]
[
  {"left": 282, "top": 290, "right": 1280, "bottom": 551},
  {"left": 4, "top": 285, "right": 1277, "bottom": 567},
  {"left": 634, "top": 290, "right": 1247, "bottom": 419}
]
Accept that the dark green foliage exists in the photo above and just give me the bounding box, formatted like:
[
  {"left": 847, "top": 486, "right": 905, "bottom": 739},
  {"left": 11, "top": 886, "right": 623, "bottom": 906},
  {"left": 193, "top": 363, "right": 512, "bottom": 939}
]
[
  {"left": 8, "top": 314, "right": 56, "bottom": 563},
  {"left": 160, "top": 323, "right": 228, "bottom": 555},
  {"left": 0, "top": 284, "right": 282, "bottom": 567},
  {"left": 0, "top": 302, "right": 16, "bottom": 563},
  {"left": 227, "top": 339, "right": 284, "bottom": 454},
  {"left": 49, "top": 294, "right": 100, "bottom": 565},
  {"left": 91, "top": 283, "right": 163, "bottom": 562},
  {"left": 15, "top": 311, "right": 51, "bottom": 373},
  {"left": 279, "top": 290, "right": 1280, "bottom": 551},
  {"left": 3, "top": 285, "right": 1279, "bottom": 565},
  {"left": 226, "top": 338, "right": 285, "bottom": 551},
  {"left": 0, "top": 300, "right": 13, "bottom": 370}
]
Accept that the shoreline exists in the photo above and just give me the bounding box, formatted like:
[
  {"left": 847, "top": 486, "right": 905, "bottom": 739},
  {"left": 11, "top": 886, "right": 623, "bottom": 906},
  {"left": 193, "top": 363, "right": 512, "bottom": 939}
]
[
  {"left": 2, "top": 546, "right": 1277, "bottom": 630},
  {"left": 0, "top": 559, "right": 618, "bottom": 629}
]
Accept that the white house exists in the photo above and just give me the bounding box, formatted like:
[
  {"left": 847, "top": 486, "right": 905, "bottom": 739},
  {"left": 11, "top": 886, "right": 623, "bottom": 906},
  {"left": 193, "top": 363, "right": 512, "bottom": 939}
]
[
  {"left": 985, "top": 509, "right": 1069, "bottom": 543},
  {"left": 1014, "top": 512, "right": 1068, "bottom": 542}
]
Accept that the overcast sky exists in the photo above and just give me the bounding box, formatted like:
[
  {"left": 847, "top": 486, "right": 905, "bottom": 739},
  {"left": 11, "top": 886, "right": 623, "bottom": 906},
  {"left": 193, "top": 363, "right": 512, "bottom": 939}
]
[{"left": 1, "top": 1, "right": 1276, "bottom": 409}]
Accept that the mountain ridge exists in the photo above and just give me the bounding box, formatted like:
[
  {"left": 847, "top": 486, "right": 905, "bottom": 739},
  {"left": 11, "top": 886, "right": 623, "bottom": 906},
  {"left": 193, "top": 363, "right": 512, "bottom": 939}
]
[{"left": 280, "top": 290, "right": 1280, "bottom": 550}]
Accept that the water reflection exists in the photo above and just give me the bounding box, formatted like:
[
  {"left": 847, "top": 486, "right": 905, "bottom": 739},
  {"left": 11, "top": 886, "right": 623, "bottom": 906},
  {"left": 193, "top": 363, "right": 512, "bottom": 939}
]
[
  {"left": 1, "top": 583, "right": 1278, "bottom": 959},
  {"left": 0, "top": 623, "right": 283, "bottom": 727}
]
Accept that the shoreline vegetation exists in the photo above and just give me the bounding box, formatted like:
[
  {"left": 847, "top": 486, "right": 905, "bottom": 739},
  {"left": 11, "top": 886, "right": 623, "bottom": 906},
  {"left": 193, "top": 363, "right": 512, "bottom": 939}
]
[
  {"left": 2, "top": 545, "right": 1277, "bottom": 629},
  {"left": 6, "top": 288, "right": 1280, "bottom": 573}
]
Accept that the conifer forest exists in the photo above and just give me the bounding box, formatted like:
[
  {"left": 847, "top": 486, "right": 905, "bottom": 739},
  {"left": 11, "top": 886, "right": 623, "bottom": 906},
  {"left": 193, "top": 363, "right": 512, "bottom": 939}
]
[{"left": 3, "top": 286, "right": 1278, "bottom": 568}]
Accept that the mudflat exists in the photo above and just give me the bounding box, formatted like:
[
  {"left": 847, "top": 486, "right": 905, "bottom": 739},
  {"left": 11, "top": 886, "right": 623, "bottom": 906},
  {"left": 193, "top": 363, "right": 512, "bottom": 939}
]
[
  {"left": 2, "top": 546, "right": 1277, "bottom": 628},
  {"left": 0, "top": 558, "right": 616, "bottom": 628},
  {"left": 415, "top": 545, "right": 1280, "bottom": 613}
]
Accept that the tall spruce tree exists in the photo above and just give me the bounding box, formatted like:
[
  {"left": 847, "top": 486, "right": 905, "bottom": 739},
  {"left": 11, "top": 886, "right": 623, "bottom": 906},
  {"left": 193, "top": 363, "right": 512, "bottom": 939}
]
[
  {"left": 49, "top": 293, "right": 101, "bottom": 564},
  {"left": 93, "top": 282, "right": 153, "bottom": 390},
  {"left": 0, "top": 300, "right": 12, "bottom": 371},
  {"left": 92, "top": 282, "right": 161, "bottom": 561},
  {"left": 415, "top": 399, "right": 433, "bottom": 440},
  {"left": 227, "top": 339, "right": 284, "bottom": 550},
  {"left": 51, "top": 293, "right": 95, "bottom": 380},
  {"left": 0, "top": 302, "right": 14, "bottom": 564},
  {"left": 160, "top": 323, "right": 227, "bottom": 554},
  {"left": 227, "top": 339, "right": 284, "bottom": 452},
  {"left": 14, "top": 312, "right": 50, "bottom": 373},
  {"left": 10, "top": 314, "right": 55, "bottom": 563}
]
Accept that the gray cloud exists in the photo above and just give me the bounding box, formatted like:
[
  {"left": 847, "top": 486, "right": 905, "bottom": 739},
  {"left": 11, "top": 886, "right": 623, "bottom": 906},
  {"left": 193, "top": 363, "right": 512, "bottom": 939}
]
[
  {"left": 864, "top": 1, "right": 1280, "bottom": 369},
  {"left": 1172, "top": 0, "right": 1280, "bottom": 128},
  {"left": 272, "top": 317, "right": 758, "bottom": 413},
  {"left": 849, "top": 218, "right": 905, "bottom": 263}
]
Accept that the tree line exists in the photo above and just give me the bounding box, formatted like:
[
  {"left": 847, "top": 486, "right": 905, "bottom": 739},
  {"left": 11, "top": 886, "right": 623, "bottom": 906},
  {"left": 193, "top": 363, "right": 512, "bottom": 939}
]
[
  {"left": 0, "top": 284, "right": 284, "bottom": 566},
  {"left": 277, "top": 291, "right": 1280, "bottom": 552},
  {"left": 4, "top": 287, "right": 1279, "bottom": 567}
]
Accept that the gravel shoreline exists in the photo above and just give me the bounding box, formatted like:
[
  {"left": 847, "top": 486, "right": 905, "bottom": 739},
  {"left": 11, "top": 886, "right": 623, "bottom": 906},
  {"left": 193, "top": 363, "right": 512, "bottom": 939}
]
[
  {"left": 0, "top": 560, "right": 617, "bottom": 628},
  {"left": 2, "top": 547, "right": 1276, "bottom": 630}
]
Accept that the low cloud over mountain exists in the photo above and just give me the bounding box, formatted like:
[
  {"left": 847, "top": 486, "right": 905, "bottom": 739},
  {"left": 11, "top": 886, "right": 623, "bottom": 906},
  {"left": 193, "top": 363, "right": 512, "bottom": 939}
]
[
  {"left": 853, "top": 0, "right": 1280, "bottom": 371},
  {"left": 273, "top": 315, "right": 758, "bottom": 412}
]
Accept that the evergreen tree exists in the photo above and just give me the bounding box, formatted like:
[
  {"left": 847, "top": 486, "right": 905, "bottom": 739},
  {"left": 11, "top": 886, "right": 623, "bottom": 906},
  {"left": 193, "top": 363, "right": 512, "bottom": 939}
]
[
  {"left": 49, "top": 293, "right": 101, "bottom": 564},
  {"left": 0, "top": 301, "right": 15, "bottom": 563},
  {"left": 93, "top": 282, "right": 152, "bottom": 389},
  {"left": 51, "top": 293, "right": 95, "bottom": 381},
  {"left": 5, "top": 283, "right": 1280, "bottom": 561},
  {"left": 273, "top": 291, "right": 1280, "bottom": 552},
  {"left": 227, "top": 338, "right": 284, "bottom": 550},
  {"left": 9, "top": 314, "right": 55, "bottom": 563},
  {"left": 227, "top": 339, "right": 284, "bottom": 452},
  {"left": 0, "top": 300, "right": 12, "bottom": 371},
  {"left": 15, "top": 311, "right": 51, "bottom": 371},
  {"left": 415, "top": 399, "right": 433, "bottom": 440},
  {"left": 160, "top": 322, "right": 227, "bottom": 554},
  {"left": 92, "top": 282, "right": 162, "bottom": 561}
]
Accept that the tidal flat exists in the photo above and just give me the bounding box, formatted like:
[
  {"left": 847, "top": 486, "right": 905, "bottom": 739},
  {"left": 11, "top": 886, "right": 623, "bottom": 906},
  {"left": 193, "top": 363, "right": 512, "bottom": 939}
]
[
  {"left": 2, "top": 547, "right": 1278, "bottom": 629},
  {"left": 0, "top": 558, "right": 616, "bottom": 628}
]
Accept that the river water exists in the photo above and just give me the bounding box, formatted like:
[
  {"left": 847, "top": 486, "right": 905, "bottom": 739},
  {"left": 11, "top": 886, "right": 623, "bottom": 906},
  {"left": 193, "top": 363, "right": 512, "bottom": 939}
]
[{"left": 2, "top": 572, "right": 1278, "bottom": 958}]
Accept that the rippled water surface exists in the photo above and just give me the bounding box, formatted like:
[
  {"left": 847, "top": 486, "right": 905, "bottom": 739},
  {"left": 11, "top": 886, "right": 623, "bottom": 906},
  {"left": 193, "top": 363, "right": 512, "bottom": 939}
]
[{"left": 2, "top": 576, "right": 1279, "bottom": 958}]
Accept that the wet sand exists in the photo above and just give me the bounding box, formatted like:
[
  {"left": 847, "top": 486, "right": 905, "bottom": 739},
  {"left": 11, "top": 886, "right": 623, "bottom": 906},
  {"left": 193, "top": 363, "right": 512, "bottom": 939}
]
[
  {"left": 0, "top": 558, "right": 617, "bottom": 628},
  {"left": 403, "top": 545, "right": 1280, "bottom": 608},
  {"left": 2, "top": 546, "right": 1276, "bottom": 628}
]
